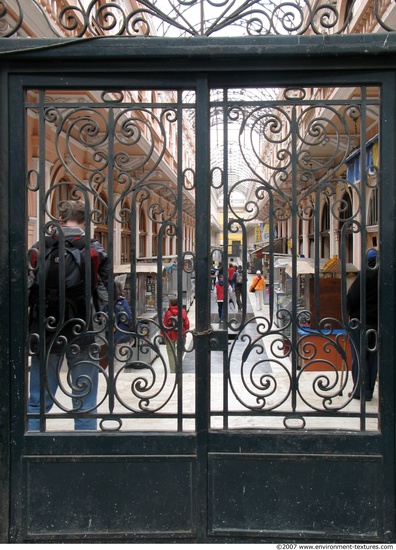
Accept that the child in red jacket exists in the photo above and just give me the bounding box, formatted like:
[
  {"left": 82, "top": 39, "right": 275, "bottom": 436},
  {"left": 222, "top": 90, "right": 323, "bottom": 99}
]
[
  {"left": 215, "top": 274, "right": 226, "bottom": 322},
  {"left": 162, "top": 297, "right": 190, "bottom": 373}
]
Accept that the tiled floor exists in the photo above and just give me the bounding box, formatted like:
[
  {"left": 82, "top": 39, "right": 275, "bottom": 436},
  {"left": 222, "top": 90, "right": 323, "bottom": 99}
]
[{"left": 41, "top": 273, "right": 378, "bottom": 432}]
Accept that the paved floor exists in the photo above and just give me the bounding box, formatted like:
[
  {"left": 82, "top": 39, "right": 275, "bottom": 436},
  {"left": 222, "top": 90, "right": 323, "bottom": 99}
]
[{"left": 41, "top": 273, "right": 378, "bottom": 432}]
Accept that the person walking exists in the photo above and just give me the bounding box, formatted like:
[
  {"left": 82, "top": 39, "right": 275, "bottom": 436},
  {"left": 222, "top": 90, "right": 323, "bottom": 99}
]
[
  {"left": 102, "top": 281, "right": 133, "bottom": 345},
  {"left": 231, "top": 265, "right": 244, "bottom": 310},
  {"left": 210, "top": 262, "right": 217, "bottom": 290},
  {"left": 228, "top": 263, "right": 236, "bottom": 285},
  {"left": 346, "top": 249, "right": 378, "bottom": 401},
  {"left": 27, "top": 200, "right": 109, "bottom": 431},
  {"left": 162, "top": 297, "right": 190, "bottom": 373},
  {"left": 249, "top": 270, "right": 265, "bottom": 311},
  {"left": 215, "top": 274, "right": 226, "bottom": 322}
]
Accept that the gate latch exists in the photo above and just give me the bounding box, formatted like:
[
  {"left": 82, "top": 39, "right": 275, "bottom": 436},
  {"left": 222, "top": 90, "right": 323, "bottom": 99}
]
[
  {"left": 208, "top": 329, "right": 229, "bottom": 351},
  {"left": 192, "top": 326, "right": 229, "bottom": 351}
]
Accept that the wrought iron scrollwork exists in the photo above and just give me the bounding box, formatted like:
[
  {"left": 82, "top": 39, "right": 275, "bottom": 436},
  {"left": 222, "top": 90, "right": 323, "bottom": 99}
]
[
  {"left": 209, "top": 83, "right": 379, "bottom": 430},
  {"left": 1, "top": 0, "right": 395, "bottom": 39},
  {"left": 26, "top": 87, "right": 197, "bottom": 431}
]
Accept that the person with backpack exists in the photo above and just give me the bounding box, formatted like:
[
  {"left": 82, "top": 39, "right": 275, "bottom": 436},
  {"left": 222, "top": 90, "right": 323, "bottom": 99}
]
[
  {"left": 99, "top": 281, "right": 133, "bottom": 369},
  {"left": 162, "top": 297, "right": 190, "bottom": 373},
  {"left": 249, "top": 270, "right": 265, "bottom": 311},
  {"left": 27, "top": 200, "right": 109, "bottom": 431},
  {"left": 102, "top": 281, "right": 133, "bottom": 345},
  {"left": 231, "top": 265, "right": 244, "bottom": 310}
]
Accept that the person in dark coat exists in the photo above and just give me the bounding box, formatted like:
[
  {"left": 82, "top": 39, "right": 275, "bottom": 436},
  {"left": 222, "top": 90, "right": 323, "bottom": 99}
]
[
  {"left": 231, "top": 265, "right": 244, "bottom": 310},
  {"left": 210, "top": 262, "right": 217, "bottom": 290},
  {"left": 346, "top": 249, "right": 378, "bottom": 401}
]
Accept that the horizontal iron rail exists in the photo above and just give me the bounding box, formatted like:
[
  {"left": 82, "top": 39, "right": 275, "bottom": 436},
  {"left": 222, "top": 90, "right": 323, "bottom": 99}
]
[{"left": 0, "top": 34, "right": 396, "bottom": 61}]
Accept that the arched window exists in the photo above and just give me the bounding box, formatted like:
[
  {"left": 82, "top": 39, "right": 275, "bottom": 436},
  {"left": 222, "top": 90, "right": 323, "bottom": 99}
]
[
  {"left": 152, "top": 218, "right": 158, "bottom": 257},
  {"left": 321, "top": 199, "right": 330, "bottom": 258},
  {"left": 121, "top": 199, "right": 131, "bottom": 264},
  {"left": 139, "top": 205, "right": 147, "bottom": 258},
  {"left": 93, "top": 193, "right": 108, "bottom": 251},
  {"left": 367, "top": 187, "right": 379, "bottom": 227},
  {"left": 339, "top": 191, "right": 353, "bottom": 263},
  {"left": 308, "top": 211, "right": 315, "bottom": 257},
  {"left": 298, "top": 216, "right": 303, "bottom": 256}
]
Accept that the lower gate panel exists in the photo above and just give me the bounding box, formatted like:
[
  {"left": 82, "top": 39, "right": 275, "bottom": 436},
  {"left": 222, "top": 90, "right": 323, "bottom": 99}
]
[
  {"left": 209, "top": 453, "right": 383, "bottom": 540},
  {"left": 24, "top": 455, "right": 195, "bottom": 539}
]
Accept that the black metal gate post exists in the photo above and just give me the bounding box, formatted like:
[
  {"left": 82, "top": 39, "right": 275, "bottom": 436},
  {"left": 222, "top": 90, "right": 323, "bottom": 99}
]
[
  {"left": 377, "top": 71, "right": 396, "bottom": 535},
  {"left": 194, "top": 75, "right": 211, "bottom": 542},
  {"left": 0, "top": 61, "right": 10, "bottom": 545}
]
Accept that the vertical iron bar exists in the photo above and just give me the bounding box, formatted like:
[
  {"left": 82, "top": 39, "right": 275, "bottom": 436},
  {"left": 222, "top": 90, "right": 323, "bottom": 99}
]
[
  {"left": 0, "top": 62, "right": 10, "bottom": 544},
  {"left": 359, "top": 86, "right": 368, "bottom": 429},
  {"left": 291, "top": 102, "right": 298, "bottom": 412},
  {"left": 37, "top": 89, "right": 47, "bottom": 431},
  {"left": 195, "top": 74, "right": 210, "bottom": 542},
  {"left": 379, "top": 70, "right": 396, "bottom": 543},
  {"left": 130, "top": 186, "right": 137, "bottom": 330},
  {"left": 107, "top": 105, "right": 115, "bottom": 414},
  {"left": 268, "top": 189, "right": 275, "bottom": 324},
  {"left": 177, "top": 89, "right": 184, "bottom": 431},
  {"left": 8, "top": 72, "right": 27, "bottom": 541},
  {"left": 222, "top": 89, "right": 229, "bottom": 429}
]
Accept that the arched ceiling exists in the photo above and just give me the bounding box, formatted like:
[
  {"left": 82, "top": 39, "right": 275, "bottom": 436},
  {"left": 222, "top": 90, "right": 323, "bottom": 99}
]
[
  {"left": 184, "top": 87, "right": 279, "bottom": 207},
  {"left": 211, "top": 88, "right": 278, "bottom": 210}
]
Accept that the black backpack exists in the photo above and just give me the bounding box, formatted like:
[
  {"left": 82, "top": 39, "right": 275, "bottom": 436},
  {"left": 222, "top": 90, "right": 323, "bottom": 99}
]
[
  {"left": 29, "top": 236, "right": 94, "bottom": 349},
  {"left": 236, "top": 271, "right": 243, "bottom": 285}
]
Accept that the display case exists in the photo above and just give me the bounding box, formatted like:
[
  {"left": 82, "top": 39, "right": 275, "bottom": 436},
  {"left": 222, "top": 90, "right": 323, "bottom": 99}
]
[
  {"left": 114, "top": 264, "right": 159, "bottom": 364},
  {"left": 144, "top": 274, "right": 156, "bottom": 312},
  {"left": 135, "top": 310, "right": 159, "bottom": 364},
  {"left": 296, "top": 259, "right": 357, "bottom": 370},
  {"left": 274, "top": 288, "right": 286, "bottom": 328},
  {"left": 305, "top": 276, "right": 344, "bottom": 328},
  {"left": 160, "top": 259, "right": 195, "bottom": 312},
  {"left": 273, "top": 257, "right": 358, "bottom": 365}
]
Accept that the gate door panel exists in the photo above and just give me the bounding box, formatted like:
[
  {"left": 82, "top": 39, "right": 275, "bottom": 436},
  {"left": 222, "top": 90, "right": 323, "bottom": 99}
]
[
  {"left": 207, "top": 82, "right": 382, "bottom": 430},
  {"left": 205, "top": 77, "right": 394, "bottom": 540},
  {"left": 12, "top": 79, "right": 200, "bottom": 541},
  {"left": 7, "top": 67, "right": 396, "bottom": 542},
  {"left": 23, "top": 84, "right": 198, "bottom": 434}
]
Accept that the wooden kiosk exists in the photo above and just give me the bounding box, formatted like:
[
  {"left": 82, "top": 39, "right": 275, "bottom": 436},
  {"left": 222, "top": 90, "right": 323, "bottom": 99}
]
[{"left": 297, "top": 258, "right": 354, "bottom": 372}]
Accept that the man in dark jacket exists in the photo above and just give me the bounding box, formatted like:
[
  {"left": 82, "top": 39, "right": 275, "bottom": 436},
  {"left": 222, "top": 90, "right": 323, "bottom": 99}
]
[
  {"left": 231, "top": 265, "right": 244, "bottom": 310},
  {"left": 28, "top": 200, "right": 109, "bottom": 430},
  {"left": 346, "top": 249, "right": 378, "bottom": 401}
]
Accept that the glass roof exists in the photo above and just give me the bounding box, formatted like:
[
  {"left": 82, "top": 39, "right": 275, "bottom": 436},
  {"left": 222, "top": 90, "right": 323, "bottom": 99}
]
[
  {"left": 128, "top": 0, "right": 395, "bottom": 37},
  {"left": 209, "top": 87, "right": 279, "bottom": 207},
  {"left": 151, "top": 0, "right": 290, "bottom": 37}
]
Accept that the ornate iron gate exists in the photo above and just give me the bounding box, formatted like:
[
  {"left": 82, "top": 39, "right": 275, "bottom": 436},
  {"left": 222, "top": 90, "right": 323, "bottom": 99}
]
[{"left": 1, "top": 1, "right": 396, "bottom": 544}]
